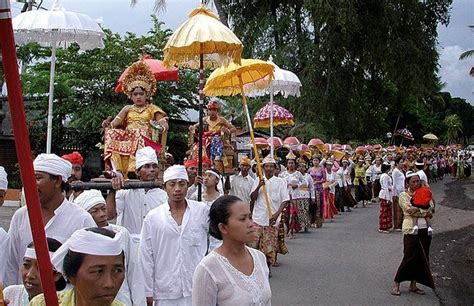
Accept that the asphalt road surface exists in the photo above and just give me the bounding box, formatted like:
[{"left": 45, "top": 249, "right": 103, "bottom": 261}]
[{"left": 2, "top": 177, "right": 472, "bottom": 305}]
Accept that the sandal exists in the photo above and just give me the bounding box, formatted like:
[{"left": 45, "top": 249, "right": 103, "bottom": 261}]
[
  {"left": 391, "top": 288, "right": 401, "bottom": 296},
  {"left": 409, "top": 288, "right": 425, "bottom": 295}
]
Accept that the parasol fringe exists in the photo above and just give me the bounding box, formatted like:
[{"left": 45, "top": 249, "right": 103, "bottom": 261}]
[
  {"left": 164, "top": 45, "right": 242, "bottom": 69},
  {"left": 254, "top": 118, "right": 295, "bottom": 129}
]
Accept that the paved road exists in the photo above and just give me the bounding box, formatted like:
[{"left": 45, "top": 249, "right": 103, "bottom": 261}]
[
  {"left": 1, "top": 177, "right": 471, "bottom": 305},
  {"left": 269, "top": 180, "right": 455, "bottom": 306}
]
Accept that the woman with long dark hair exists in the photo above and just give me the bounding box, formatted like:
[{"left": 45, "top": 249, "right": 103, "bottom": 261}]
[
  {"left": 392, "top": 173, "right": 435, "bottom": 296},
  {"left": 378, "top": 163, "right": 393, "bottom": 233}
]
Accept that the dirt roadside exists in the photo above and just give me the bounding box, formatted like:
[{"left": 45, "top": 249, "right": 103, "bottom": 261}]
[{"left": 431, "top": 178, "right": 474, "bottom": 305}]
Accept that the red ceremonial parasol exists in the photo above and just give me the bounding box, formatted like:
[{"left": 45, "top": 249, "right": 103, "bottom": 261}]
[
  {"left": 394, "top": 128, "right": 414, "bottom": 141},
  {"left": 115, "top": 54, "right": 179, "bottom": 93},
  {"left": 253, "top": 101, "right": 294, "bottom": 129}
]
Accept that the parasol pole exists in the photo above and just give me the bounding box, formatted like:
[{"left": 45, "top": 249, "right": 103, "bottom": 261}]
[
  {"left": 46, "top": 41, "right": 57, "bottom": 154},
  {"left": 0, "top": 1, "right": 59, "bottom": 305},
  {"left": 197, "top": 44, "right": 204, "bottom": 201},
  {"left": 239, "top": 76, "right": 272, "bottom": 219},
  {"left": 270, "top": 86, "right": 274, "bottom": 158}
]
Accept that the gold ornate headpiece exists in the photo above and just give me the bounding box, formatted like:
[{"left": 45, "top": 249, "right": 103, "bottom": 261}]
[{"left": 122, "top": 61, "right": 156, "bottom": 99}]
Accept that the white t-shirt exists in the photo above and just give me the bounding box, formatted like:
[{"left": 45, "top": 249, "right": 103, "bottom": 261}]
[
  {"left": 251, "top": 175, "right": 289, "bottom": 227},
  {"left": 192, "top": 247, "right": 271, "bottom": 306},
  {"left": 116, "top": 188, "right": 167, "bottom": 235},
  {"left": 0, "top": 228, "right": 9, "bottom": 283}
]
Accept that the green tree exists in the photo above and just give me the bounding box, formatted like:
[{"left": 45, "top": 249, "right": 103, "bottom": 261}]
[
  {"left": 444, "top": 114, "right": 463, "bottom": 144},
  {"left": 19, "top": 17, "right": 199, "bottom": 159}
]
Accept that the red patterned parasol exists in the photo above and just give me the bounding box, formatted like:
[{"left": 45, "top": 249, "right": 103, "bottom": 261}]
[
  {"left": 394, "top": 128, "right": 414, "bottom": 141},
  {"left": 253, "top": 101, "right": 294, "bottom": 129},
  {"left": 115, "top": 54, "right": 179, "bottom": 93}
]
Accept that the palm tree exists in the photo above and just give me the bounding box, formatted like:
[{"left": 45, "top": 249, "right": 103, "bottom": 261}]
[
  {"left": 444, "top": 114, "right": 463, "bottom": 144},
  {"left": 459, "top": 25, "right": 474, "bottom": 76},
  {"left": 133, "top": 0, "right": 229, "bottom": 27}
]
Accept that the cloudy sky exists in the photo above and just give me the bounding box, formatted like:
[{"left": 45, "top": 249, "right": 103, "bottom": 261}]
[{"left": 10, "top": 0, "right": 474, "bottom": 104}]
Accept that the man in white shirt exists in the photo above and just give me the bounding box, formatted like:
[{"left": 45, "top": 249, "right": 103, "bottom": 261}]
[
  {"left": 225, "top": 156, "right": 255, "bottom": 204},
  {"left": 140, "top": 165, "right": 209, "bottom": 306},
  {"left": 0, "top": 166, "right": 9, "bottom": 282},
  {"left": 5, "top": 154, "right": 95, "bottom": 285},
  {"left": 249, "top": 157, "right": 290, "bottom": 269},
  {"left": 415, "top": 160, "right": 429, "bottom": 187},
  {"left": 106, "top": 146, "right": 167, "bottom": 235},
  {"left": 75, "top": 190, "right": 145, "bottom": 305},
  {"left": 391, "top": 157, "right": 406, "bottom": 231}
]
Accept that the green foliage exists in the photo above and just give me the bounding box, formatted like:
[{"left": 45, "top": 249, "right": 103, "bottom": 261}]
[
  {"left": 218, "top": 0, "right": 473, "bottom": 144},
  {"left": 18, "top": 17, "right": 199, "bottom": 158}
]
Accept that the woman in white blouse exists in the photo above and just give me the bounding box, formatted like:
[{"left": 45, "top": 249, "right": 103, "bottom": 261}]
[
  {"left": 378, "top": 163, "right": 393, "bottom": 233},
  {"left": 192, "top": 195, "right": 272, "bottom": 306}
]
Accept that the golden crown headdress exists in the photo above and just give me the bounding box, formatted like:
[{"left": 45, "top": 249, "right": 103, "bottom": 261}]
[{"left": 122, "top": 61, "right": 156, "bottom": 99}]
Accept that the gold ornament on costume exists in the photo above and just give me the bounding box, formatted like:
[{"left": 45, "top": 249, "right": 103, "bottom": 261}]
[{"left": 122, "top": 61, "right": 157, "bottom": 99}]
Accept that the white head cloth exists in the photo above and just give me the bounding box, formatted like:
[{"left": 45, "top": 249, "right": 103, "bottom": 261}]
[
  {"left": 163, "top": 165, "right": 188, "bottom": 183},
  {"left": 74, "top": 190, "right": 105, "bottom": 212},
  {"left": 34, "top": 154, "right": 72, "bottom": 182},
  {"left": 406, "top": 171, "right": 418, "bottom": 178},
  {"left": 52, "top": 228, "right": 124, "bottom": 275},
  {"left": 24, "top": 247, "right": 55, "bottom": 260},
  {"left": 136, "top": 146, "right": 158, "bottom": 169},
  {"left": 0, "top": 166, "right": 7, "bottom": 191},
  {"left": 205, "top": 169, "right": 221, "bottom": 180}
]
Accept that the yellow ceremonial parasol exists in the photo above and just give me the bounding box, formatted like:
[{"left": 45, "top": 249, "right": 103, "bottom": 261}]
[
  {"left": 204, "top": 59, "right": 274, "bottom": 218},
  {"left": 163, "top": 5, "right": 243, "bottom": 200}
]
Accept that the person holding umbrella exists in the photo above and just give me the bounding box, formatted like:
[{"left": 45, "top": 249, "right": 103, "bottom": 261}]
[{"left": 102, "top": 61, "right": 168, "bottom": 178}]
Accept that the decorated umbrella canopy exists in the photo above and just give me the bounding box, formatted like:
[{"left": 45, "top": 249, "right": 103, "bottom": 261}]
[
  {"left": 115, "top": 54, "right": 179, "bottom": 92},
  {"left": 394, "top": 128, "right": 415, "bottom": 141},
  {"left": 254, "top": 101, "right": 294, "bottom": 128},
  {"left": 423, "top": 133, "right": 438, "bottom": 141},
  {"left": 13, "top": 0, "right": 105, "bottom": 153},
  {"left": 246, "top": 57, "right": 301, "bottom": 157},
  {"left": 204, "top": 58, "right": 274, "bottom": 218},
  {"left": 163, "top": 5, "right": 242, "bottom": 200}
]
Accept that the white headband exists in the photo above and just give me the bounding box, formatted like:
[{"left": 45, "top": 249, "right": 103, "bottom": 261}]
[
  {"left": 406, "top": 171, "right": 418, "bottom": 178},
  {"left": 52, "top": 228, "right": 124, "bottom": 274},
  {"left": 163, "top": 165, "right": 189, "bottom": 183},
  {"left": 74, "top": 190, "right": 105, "bottom": 212},
  {"left": 415, "top": 161, "right": 424, "bottom": 166},
  {"left": 0, "top": 166, "right": 7, "bottom": 191},
  {"left": 205, "top": 169, "right": 221, "bottom": 180},
  {"left": 136, "top": 146, "right": 158, "bottom": 169},
  {"left": 24, "top": 247, "right": 55, "bottom": 260},
  {"left": 34, "top": 154, "right": 72, "bottom": 182}
]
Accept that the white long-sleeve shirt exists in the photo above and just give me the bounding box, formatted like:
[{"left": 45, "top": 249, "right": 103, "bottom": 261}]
[
  {"left": 391, "top": 168, "right": 405, "bottom": 197},
  {"left": 228, "top": 172, "right": 255, "bottom": 204},
  {"left": 6, "top": 199, "right": 95, "bottom": 285},
  {"left": 116, "top": 188, "right": 168, "bottom": 235},
  {"left": 105, "top": 224, "right": 146, "bottom": 306},
  {"left": 378, "top": 173, "right": 393, "bottom": 200},
  {"left": 139, "top": 200, "right": 209, "bottom": 302},
  {"left": 251, "top": 175, "right": 289, "bottom": 227},
  {"left": 0, "top": 228, "right": 9, "bottom": 283}
]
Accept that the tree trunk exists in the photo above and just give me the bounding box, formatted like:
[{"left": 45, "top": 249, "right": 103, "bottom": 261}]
[{"left": 213, "top": 0, "right": 229, "bottom": 28}]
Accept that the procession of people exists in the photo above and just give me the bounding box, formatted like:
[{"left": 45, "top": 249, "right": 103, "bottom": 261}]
[{"left": 1, "top": 12, "right": 473, "bottom": 306}]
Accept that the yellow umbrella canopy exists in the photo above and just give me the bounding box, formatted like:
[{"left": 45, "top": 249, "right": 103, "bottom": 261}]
[
  {"left": 204, "top": 59, "right": 274, "bottom": 95},
  {"left": 163, "top": 6, "right": 242, "bottom": 68},
  {"left": 204, "top": 59, "right": 274, "bottom": 218}
]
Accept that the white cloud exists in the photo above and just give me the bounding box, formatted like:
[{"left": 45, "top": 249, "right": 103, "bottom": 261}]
[{"left": 438, "top": 45, "right": 474, "bottom": 103}]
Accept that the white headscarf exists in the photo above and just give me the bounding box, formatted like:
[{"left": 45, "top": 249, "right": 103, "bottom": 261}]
[
  {"left": 163, "top": 165, "right": 188, "bottom": 183},
  {"left": 52, "top": 228, "right": 124, "bottom": 275},
  {"left": 0, "top": 166, "right": 7, "bottom": 191},
  {"left": 74, "top": 189, "right": 105, "bottom": 212},
  {"left": 136, "top": 146, "right": 158, "bottom": 169},
  {"left": 33, "top": 154, "right": 72, "bottom": 182}
]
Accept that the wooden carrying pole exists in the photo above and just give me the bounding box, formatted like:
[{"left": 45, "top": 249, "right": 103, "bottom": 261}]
[
  {"left": 0, "top": 1, "right": 59, "bottom": 305},
  {"left": 239, "top": 76, "right": 273, "bottom": 219}
]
